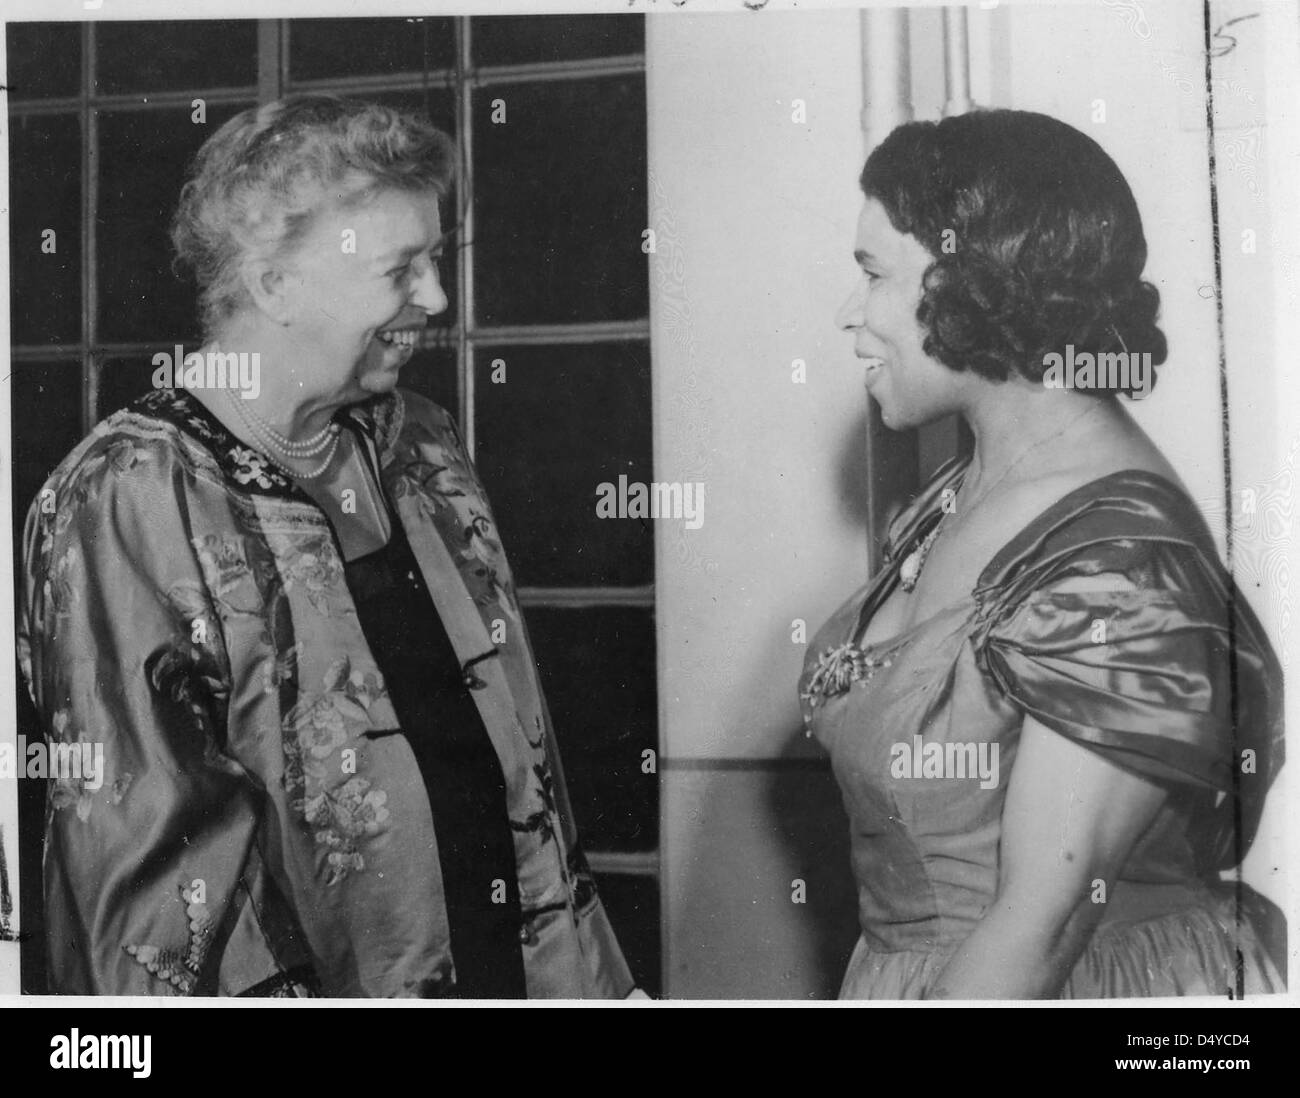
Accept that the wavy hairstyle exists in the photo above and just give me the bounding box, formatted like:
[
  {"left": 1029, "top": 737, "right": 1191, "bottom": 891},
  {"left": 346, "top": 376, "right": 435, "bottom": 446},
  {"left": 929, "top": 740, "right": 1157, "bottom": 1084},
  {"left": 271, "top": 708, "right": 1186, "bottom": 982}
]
[
  {"left": 171, "top": 94, "right": 457, "bottom": 337},
  {"left": 860, "top": 109, "right": 1167, "bottom": 396}
]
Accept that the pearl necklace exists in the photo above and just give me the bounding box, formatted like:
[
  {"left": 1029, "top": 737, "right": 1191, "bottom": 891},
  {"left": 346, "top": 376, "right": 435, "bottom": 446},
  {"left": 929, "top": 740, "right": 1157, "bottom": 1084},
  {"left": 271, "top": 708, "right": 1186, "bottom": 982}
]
[
  {"left": 223, "top": 386, "right": 342, "bottom": 480},
  {"left": 211, "top": 341, "right": 339, "bottom": 456}
]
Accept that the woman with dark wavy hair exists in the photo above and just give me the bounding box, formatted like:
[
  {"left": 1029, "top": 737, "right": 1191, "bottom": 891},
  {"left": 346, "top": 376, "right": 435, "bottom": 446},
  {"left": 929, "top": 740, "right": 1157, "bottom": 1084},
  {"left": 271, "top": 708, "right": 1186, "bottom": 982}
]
[{"left": 799, "top": 109, "right": 1284, "bottom": 998}]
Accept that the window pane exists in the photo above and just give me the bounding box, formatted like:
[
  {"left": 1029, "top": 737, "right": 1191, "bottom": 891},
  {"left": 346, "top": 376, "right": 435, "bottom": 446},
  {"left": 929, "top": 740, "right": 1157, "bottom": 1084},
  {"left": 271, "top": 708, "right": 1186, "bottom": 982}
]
[
  {"left": 528, "top": 607, "right": 657, "bottom": 852},
  {"left": 288, "top": 17, "right": 456, "bottom": 83},
  {"left": 8, "top": 113, "right": 81, "bottom": 345},
  {"left": 6, "top": 23, "right": 80, "bottom": 100},
  {"left": 471, "top": 15, "right": 644, "bottom": 66},
  {"left": 472, "top": 76, "right": 648, "bottom": 326},
  {"left": 398, "top": 345, "right": 459, "bottom": 417},
  {"left": 473, "top": 342, "right": 652, "bottom": 587},
  {"left": 96, "top": 355, "right": 159, "bottom": 421},
  {"left": 594, "top": 873, "right": 660, "bottom": 996},
  {"left": 10, "top": 361, "right": 83, "bottom": 532},
  {"left": 95, "top": 21, "right": 257, "bottom": 95},
  {"left": 97, "top": 102, "right": 252, "bottom": 343}
]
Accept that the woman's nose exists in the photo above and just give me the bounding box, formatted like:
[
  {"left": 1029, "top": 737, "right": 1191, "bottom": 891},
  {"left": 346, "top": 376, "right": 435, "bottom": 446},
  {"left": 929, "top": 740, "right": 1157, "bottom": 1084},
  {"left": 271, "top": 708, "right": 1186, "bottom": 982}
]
[
  {"left": 410, "top": 263, "right": 448, "bottom": 318},
  {"left": 836, "top": 279, "right": 867, "bottom": 332}
]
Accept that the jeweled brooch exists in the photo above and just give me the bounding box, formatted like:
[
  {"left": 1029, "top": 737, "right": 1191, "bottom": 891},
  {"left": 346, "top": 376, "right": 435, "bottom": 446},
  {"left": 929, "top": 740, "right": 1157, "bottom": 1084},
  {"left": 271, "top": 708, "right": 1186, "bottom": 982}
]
[{"left": 800, "top": 640, "right": 893, "bottom": 711}]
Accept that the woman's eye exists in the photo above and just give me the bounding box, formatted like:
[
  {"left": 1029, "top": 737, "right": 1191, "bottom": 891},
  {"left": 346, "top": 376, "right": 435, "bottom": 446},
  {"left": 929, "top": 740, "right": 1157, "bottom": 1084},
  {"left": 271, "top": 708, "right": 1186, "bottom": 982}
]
[{"left": 388, "top": 264, "right": 411, "bottom": 281}]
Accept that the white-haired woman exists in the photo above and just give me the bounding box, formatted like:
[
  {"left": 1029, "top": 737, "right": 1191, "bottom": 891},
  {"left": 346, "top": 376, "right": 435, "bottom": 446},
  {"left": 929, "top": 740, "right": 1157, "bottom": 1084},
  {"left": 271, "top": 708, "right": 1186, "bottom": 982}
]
[{"left": 19, "top": 94, "right": 634, "bottom": 998}]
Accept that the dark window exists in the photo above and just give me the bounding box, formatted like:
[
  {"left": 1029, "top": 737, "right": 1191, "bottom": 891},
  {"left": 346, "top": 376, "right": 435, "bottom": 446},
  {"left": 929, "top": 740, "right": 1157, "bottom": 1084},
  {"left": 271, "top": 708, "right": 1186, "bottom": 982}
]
[
  {"left": 288, "top": 18, "right": 456, "bottom": 83},
  {"left": 5, "top": 23, "right": 81, "bottom": 100},
  {"left": 8, "top": 114, "right": 81, "bottom": 345},
  {"left": 9, "top": 361, "right": 83, "bottom": 528},
  {"left": 471, "top": 15, "right": 645, "bottom": 66},
  {"left": 474, "top": 342, "right": 653, "bottom": 587},
  {"left": 97, "top": 102, "right": 253, "bottom": 343},
  {"left": 472, "top": 76, "right": 648, "bottom": 326},
  {"left": 96, "top": 21, "right": 258, "bottom": 95},
  {"left": 529, "top": 607, "right": 658, "bottom": 851}
]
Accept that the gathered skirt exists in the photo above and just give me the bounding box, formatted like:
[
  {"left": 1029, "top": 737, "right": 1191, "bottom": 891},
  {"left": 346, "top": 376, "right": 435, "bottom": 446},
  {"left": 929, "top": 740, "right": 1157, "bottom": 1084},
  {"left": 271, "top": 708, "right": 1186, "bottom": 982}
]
[{"left": 839, "top": 885, "right": 1285, "bottom": 1000}]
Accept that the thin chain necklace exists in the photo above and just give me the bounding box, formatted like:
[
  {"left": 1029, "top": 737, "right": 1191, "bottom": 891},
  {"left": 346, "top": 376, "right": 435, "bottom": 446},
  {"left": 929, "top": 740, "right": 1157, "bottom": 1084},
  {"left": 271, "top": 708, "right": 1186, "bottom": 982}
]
[
  {"left": 802, "top": 401, "right": 1103, "bottom": 713},
  {"left": 897, "top": 401, "right": 1103, "bottom": 593}
]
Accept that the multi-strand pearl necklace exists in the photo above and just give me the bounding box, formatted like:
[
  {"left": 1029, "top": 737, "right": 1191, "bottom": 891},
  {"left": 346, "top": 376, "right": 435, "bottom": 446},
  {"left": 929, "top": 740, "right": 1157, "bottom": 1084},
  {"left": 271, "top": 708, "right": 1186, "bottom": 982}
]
[{"left": 223, "top": 386, "right": 342, "bottom": 480}]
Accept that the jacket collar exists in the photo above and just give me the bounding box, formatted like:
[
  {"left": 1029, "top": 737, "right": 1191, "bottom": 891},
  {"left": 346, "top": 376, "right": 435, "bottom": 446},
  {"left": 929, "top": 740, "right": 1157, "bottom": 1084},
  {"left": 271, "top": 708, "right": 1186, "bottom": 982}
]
[{"left": 132, "top": 388, "right": 404, "bottom": 500}]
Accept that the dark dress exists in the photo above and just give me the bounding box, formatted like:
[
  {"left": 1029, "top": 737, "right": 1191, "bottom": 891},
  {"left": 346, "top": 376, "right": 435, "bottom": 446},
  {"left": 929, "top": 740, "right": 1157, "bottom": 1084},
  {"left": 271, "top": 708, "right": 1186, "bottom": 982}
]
[
  {"left": 799, "top": 458, "right": 1286, "bottom": 998},
  {"left": 339, "top": 421, "right": 527, "bottom": 997}
]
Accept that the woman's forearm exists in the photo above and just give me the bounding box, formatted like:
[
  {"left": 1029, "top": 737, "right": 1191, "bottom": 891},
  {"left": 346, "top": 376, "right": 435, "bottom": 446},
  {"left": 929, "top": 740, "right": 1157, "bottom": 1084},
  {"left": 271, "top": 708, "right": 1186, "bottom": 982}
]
[{"left": 926, "top": 899, "right": 1100, "bottom": 1000}]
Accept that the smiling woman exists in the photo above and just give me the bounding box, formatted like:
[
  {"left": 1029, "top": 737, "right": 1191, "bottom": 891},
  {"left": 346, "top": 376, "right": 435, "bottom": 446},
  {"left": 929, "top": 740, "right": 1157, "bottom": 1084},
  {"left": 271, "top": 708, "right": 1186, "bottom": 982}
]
[
  {"left": 803, "top": 109, "right": 1286, "bottom": 1000},
  {"left": 17, "top": 94, "right": 634, "bottom": 998}
]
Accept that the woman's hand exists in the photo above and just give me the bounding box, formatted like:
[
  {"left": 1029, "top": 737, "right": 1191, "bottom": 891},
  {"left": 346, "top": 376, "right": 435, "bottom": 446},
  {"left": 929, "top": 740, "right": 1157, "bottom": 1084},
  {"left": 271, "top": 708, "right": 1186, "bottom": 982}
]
[{"left": 926, "top": 714, "right": 1169, "bottom": 999}]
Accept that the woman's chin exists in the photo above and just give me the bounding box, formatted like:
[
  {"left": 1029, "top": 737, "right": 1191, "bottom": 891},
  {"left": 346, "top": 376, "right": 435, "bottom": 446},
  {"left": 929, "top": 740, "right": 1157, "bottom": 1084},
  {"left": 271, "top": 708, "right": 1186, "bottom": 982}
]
[
  {"left": 873, "top": 398, "right": 909, "bottom": 431},
  {"left": 358, "top": 368, "right": 402, "bottom": 396}
]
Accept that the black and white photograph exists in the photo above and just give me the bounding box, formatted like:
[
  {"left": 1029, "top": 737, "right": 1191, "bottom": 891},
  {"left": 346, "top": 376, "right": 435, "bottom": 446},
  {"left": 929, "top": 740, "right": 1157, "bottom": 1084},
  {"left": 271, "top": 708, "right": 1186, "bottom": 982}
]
[{"left": 0, "top": 0, "right": 1295, "bottom": 1048}]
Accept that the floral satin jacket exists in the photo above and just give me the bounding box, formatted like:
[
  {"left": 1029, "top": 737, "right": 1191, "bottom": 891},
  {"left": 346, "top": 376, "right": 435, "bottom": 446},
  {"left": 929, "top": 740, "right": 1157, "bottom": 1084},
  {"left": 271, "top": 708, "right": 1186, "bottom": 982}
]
[{"left": 18, "top": 387, "right": 633, "bottom": 998}]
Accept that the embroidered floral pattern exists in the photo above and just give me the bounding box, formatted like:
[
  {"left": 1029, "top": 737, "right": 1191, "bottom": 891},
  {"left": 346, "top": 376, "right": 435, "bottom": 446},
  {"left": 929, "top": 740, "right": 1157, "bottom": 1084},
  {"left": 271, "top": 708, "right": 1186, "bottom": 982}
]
[
  {"left": 510, "top": 725, "right": 560, "bottom": 848},
  {"left": 227, "top": 445, "right": 283, "bottom": 490},
  {"left": 133, "top": 389, "right": 296, "bottom": 495},
  {"left": 262, "top": 530, "right": 346, "bottom": 617},
  {"left": 282, "top": 658, "right": 391, "bottom": 884},
  {"left": 191, "top": 535, "right": 255, "bottom": 605},
  {"left": 46, "top": 709, "right": 96, "bottom": 822},
  {"left": 391, "top": 417, "right": 521, "bottom": 619},
  {"left": 123, "top": 882, "right": 216, "bottom": 994},
  {"left": 43, "top": 543, "right": 82, "bottom": 618}
]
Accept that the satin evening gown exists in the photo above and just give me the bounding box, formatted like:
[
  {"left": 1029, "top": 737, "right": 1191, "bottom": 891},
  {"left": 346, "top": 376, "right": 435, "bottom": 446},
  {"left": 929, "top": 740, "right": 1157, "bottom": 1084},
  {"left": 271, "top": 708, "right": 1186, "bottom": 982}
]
[{"left": 800, "top": 458, "right": 1285, "bottom": 999}]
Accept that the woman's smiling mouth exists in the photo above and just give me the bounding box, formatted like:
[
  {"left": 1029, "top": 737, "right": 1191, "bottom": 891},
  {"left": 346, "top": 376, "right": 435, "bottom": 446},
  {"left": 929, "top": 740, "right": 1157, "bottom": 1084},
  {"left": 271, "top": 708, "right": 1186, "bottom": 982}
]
[
  {"left": 375, "top": 327, "right": 421, "bottom": 348},
  {"left": 860, "top": 355, "right": 885, "bottom": 385}
]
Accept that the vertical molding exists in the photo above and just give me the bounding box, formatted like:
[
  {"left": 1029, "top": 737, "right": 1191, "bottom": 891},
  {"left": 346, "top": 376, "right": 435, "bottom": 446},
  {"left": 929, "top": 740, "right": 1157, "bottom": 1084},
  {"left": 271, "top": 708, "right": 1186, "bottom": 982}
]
[
  {"left": 860, "top": 7, "right": 912, "bottom": 149},
  {"left": 82, "top": 22, "right": 98, "bottom": 435},
  {"left": 257, "top": 20, "right": 284, "bottom": 104},
  {"left": 860, "top": 8, "right": 919, "bottom": 570},
  {"left": 942, "top": 6, "right": 974, "bottom": 117},
  {"left": 456, "top": 18, "right": 475, "bottom": 456},
  {"left": 0, "top": 14, "right": 20, "bottom": 995}
]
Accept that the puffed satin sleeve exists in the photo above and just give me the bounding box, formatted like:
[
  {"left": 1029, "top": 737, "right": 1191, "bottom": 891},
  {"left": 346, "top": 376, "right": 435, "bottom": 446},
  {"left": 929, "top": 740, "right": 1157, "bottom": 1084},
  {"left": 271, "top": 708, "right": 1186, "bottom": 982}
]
[
  {"left": 973, "top": 497, "right": 1285, "bottom": 872},
  {"left": 18, "top": 435, "right": 258, "bottom": 995}
]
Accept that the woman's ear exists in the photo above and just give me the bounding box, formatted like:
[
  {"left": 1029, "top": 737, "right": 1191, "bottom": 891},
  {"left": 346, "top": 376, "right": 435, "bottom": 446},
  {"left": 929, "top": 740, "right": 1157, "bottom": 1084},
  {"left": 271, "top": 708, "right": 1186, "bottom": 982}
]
[{"left": 239, "top": 256, "right": 296, "bottom": 326}]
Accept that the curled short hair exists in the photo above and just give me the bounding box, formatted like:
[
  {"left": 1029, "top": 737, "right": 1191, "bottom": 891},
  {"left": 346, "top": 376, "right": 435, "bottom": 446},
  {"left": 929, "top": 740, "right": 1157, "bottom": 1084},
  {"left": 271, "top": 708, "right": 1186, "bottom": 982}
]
[
  {"left": 861, "top": 109, "right": 1167, "bottom": 396},
  {"left": 171, "top": 94, "right": 457, "bottom": 336}
]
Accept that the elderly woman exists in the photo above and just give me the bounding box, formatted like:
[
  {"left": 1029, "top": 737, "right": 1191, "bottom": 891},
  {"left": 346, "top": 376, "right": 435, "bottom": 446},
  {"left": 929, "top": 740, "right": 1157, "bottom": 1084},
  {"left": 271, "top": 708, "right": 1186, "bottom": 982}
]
[
  {"left": 18, "top": 94, "right": 633, "bottom": 998},
  {"left": 799, "top": 109, "right": 1285, "bottom": 999}
]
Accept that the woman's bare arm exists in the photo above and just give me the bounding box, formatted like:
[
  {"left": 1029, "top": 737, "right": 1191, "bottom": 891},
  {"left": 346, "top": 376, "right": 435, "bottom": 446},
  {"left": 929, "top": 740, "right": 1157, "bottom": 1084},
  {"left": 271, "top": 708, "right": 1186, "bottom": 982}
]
[{"left": 926, "top": 715, "right": 1168, "bottom": 999}]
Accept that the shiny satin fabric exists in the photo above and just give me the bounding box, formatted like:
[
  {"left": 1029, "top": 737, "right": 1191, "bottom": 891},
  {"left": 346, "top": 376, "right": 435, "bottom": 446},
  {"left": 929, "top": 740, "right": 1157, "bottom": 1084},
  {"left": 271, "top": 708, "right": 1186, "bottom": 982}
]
[
  {"left": 800, "top": 458, "right": 1285, "bottom": 999},
  {"left": 18, "top": 388, "right": 632, "bottom": 998}
]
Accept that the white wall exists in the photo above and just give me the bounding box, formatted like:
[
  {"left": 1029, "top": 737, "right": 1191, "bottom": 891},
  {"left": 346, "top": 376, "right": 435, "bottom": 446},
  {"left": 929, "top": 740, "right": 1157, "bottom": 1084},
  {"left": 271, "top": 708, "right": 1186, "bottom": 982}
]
[{"left": 648, "top": 8, "right": 870, "bottom": 997}]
